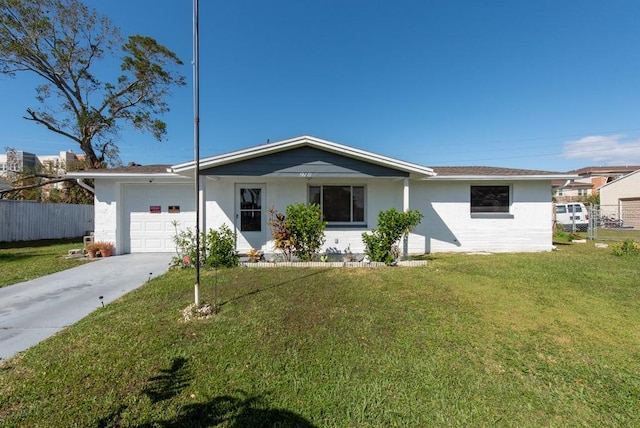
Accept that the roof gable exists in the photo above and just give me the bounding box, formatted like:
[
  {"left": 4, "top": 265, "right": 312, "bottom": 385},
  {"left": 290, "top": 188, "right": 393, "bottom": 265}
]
[
  {"left": 598, "top": 168, "right": 640, "bottom": 190},
  {"left": 200, "top": 146, "right": 409, "bottom": 178},
  {"left": 171, "top": 135, "right": 435, "bottom": 178}
]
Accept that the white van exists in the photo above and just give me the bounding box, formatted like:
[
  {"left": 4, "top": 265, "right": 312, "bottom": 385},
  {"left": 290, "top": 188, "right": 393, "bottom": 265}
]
[{"left": 554, "top": 203, "right": 589, "bottom": 232}]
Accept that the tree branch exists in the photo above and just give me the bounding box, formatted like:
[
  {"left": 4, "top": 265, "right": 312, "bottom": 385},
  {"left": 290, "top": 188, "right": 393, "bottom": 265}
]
[{"left": 24, "top": 109, "right": 82, "bottom": 144}]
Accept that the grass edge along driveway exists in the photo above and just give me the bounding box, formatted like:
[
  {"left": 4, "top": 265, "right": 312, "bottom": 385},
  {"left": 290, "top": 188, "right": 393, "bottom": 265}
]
[
  {"left": 0, "top": 239, "right": 89, "bottom": 288},
  {"left": 0, "top": 242, "right": 639, "bottom": 426}
]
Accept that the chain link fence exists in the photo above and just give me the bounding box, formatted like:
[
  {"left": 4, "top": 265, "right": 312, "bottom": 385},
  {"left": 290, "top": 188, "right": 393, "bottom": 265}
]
[{"left": 588, "top": 204, "right": 640, "bottom": 242}]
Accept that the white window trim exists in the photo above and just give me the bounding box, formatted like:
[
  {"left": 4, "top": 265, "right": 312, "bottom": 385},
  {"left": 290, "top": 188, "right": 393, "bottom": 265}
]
[
  {"left": 470, "top": 184, "right": 514, "bottom": 219},
  {"left": 308, "top": 184, "right": 367, "bottom": 227}
]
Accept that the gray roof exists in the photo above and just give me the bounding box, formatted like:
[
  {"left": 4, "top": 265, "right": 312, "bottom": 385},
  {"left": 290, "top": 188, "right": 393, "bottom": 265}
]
[{"left": 431, "top": 166, "right": 567, "bottom": 176}]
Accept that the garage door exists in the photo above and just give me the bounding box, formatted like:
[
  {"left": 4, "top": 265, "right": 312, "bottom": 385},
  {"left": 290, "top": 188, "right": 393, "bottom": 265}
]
[
  {"left": 621, "top": 199, "right": 640, "bottom": 229},
  {"left": 123, "top": 184, "right": 195, "bottom": 253}
]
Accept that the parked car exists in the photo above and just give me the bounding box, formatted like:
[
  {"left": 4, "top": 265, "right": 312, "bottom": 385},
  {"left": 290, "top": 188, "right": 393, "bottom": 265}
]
[{"left": 555, "top": 203, "right": 589, "bottom": 232}]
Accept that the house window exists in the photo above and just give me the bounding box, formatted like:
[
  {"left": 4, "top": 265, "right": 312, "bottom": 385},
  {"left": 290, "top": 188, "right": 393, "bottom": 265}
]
[
  {"left": 470, "top": 186, "right": 510, "bottom": 214},
  {"left": 309, "top": 185, "right": 365, "bottom": 224},
  {"left": 578, "top": 189, "right": 588, "bottom": 197}
]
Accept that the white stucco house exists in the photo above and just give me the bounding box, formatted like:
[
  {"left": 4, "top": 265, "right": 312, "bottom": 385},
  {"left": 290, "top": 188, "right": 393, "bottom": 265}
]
[
  {"left": 598, "top": 168, "right": 640, "bottom": 229},
  {"left": 67, "top": 135, "right": 577, "bottom": 256}
]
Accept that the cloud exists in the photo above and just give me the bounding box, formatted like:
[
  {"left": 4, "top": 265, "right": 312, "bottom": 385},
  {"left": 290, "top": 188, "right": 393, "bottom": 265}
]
[{"left": 563, "top": 134, "right": 640, "bottom": 165}]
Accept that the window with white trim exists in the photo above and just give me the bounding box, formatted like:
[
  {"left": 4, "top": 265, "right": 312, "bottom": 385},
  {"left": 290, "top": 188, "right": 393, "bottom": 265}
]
[
  {"left": 309, "top": 185, "right": 365, "bottom": 224},
  {"left": 470, "top": 185, "right": 510, "bottom": 214}
]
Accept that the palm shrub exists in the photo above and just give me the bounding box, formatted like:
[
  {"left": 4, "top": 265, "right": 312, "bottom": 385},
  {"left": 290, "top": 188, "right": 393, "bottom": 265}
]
[
  {"left": 362, "top": 208, "right": 423, "bottom": 265},
  {"left": 266, "top": 207, "right": 295, "bottom": 261}
]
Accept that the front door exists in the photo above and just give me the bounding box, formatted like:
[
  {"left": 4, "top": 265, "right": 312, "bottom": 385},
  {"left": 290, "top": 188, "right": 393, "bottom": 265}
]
[{"left": 235, "top": 184, "right": 266, "bottom": 251}]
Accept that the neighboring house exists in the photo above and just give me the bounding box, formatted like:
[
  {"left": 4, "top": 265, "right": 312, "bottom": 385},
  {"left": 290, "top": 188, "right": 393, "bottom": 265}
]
[
  {"left": 553, "top": 165, "right": 640, "bottom": 202},
  {"left": 598, "top": 169, "right": 640, "bottom": 228},
  {"left": 67, "top": 135, "right": 577, "bottom": 255}
]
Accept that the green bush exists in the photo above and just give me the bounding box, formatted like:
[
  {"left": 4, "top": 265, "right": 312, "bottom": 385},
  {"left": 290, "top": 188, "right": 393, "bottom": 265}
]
[
  {"left": 267, "top": 203, "right": 327, "bottom": 261},
  {"left": 612, "top": 239, "right": 640, "bottom": 256},
  {"left": 286, "top": 203, "right": 327, "bottom": 261},
  {"left": 362, "top": 208, "right": 423, "bottom": 265},
  {"left": 172, "top": 223, "right": 238, "bottom": 268},
  {"left": 203, "top": 224, "right": 239, "bottom": 268}
]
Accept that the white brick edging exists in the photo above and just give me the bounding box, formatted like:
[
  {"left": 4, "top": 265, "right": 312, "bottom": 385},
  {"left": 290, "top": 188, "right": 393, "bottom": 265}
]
[{"left": 240, "top": 260, "right": 427, "bottom": 268}]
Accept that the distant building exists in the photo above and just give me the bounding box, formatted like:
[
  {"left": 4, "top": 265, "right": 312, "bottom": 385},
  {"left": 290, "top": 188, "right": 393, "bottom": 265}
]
[
  {"left": 553, "top": 165, "right": 640, "bottom": 202},
  {"left": 0, "top": 149, "right": 86, "bottom": 197},
  {"left": 0, "top": 149, "right": 85, "bottom": 177}
]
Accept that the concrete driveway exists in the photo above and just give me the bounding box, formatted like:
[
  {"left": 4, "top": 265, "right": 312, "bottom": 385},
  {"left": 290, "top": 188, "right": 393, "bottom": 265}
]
[{"left": 0, "top": 253, "right": 173, "bottom": 362}]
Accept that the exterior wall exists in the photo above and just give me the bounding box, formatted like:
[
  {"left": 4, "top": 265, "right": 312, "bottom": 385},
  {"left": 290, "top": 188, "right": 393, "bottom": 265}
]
[
  {"left": 204, "top": 177, "right": 411, "bottom": 254},
  {"left": 204, "top": 177, "right": 554, "bottom": 254},
  {"left": 99, "top": 175, "right": 556, "bottom": 255},
  {"left": 94, "top": 177, "right": 193, "bottom": 255},
  {"left": 600, "top": 171, "right": 640, "bottom": 205},
  {"left": 600, "top": 171, "right": 640, "bottom": 228},
  {"left": 93, "top": 179, "right": 121, "bottom": 251},
  {"left": 411, "top": 180, "right": 554, "bottom": 253}
]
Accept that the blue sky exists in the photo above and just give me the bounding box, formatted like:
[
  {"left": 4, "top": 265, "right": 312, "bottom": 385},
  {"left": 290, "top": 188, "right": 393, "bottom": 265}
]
[{"left": 2, "top": 0, "right": 640, "bottom": 171}]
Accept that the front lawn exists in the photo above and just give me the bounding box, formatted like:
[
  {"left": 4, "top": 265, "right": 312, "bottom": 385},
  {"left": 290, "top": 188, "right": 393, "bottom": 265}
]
[
  {"left": 0, "top": 239, "right": 88, "bottom": 287},
  {"left": 0, "top": 243, "right": 638, "bottom": 426}
]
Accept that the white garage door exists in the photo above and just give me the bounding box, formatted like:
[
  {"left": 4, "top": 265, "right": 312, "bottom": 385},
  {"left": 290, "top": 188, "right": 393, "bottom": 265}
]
[
  {"left": 621, "top": 199, "right": 640, "bottom": 229},
  {"left": 123, "top": 184, "right": 195, "bottom": 253}
]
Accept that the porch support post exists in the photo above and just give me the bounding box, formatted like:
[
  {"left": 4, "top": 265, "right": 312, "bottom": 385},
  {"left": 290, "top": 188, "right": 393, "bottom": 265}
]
[{"left": 403, "top": 178, "right": 409, "bottom": 260}]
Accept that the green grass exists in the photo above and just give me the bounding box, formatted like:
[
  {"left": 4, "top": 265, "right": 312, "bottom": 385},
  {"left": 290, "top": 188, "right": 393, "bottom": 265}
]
[
  {"left": 1, "top": 243, "right": 639, "bottom": 427},
  {"left": 0, "top": 239, "right": 89, "bottom": 287}
]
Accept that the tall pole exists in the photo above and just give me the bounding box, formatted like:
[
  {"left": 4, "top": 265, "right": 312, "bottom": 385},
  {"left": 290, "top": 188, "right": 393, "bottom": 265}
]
[{"left": 193, "top": 0, "right": 201, "bottom": 306}]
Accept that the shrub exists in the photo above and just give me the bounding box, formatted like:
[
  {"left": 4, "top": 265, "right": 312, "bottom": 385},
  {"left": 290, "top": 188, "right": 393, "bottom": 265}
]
[
  {"left": 172, "top": 222, "right": 238, "bottom": 268},
  {"left": 362, "top": 208, "right": 423, "bottom": 265},
  {"left": 285, "top": 203, "right": 327, "bottom": 261},
  {"left": 266, "top": 207, "right": 295, "bottom": 261},
  {"left": 267, "top": 203, "right": 327, "bottom": 261},
  {"left": 612, "top": 239, "right": 640, "bottom": 256},
  {"left": 203, "top": 224, "right": 239, "bottom": 268}
]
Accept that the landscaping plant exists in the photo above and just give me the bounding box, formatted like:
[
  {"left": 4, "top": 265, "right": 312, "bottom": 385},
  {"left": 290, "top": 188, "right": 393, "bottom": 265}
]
[
  {"left": 266, "top": 207, "right": 295, "bottom": 261},
  {"left": 267, "top": 203, "right": 327, "bottom": 261},
  {"left": 203, "top": 224, "right": 239, "bottom": 268},
  {"left": 172, "top": 223, "right": 238, "bottom": 268},
  {"left": 285, "top": 203, "right": 326, "bottom": 261},
  {"left": 362, "top": 208, "right": 423, "bottom": 265}
]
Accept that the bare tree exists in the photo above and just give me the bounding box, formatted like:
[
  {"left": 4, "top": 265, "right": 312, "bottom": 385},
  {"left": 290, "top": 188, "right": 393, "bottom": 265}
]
[{"left": 0, "top": 0, "right": 186, "bottom": 169}]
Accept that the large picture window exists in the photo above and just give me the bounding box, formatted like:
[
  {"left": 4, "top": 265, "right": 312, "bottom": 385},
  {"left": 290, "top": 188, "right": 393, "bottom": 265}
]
[
  {"left": 309, "top": 185, "right": 365, "bottom": 224},
  {"left": 470, "top": 186, "right": 510, "bottom": 213}
]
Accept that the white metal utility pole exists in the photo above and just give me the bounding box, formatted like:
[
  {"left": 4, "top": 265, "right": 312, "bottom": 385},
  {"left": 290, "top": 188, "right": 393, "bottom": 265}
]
[{"left": 192, "top": 0, "right": 201, "bottom": 306}]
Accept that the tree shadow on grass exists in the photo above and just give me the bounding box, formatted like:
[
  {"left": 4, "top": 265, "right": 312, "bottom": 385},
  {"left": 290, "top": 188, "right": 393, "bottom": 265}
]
[
  {"left": 142, "top": 356, "right": 192, "bottom": 403},
  {"left": 219, "top": 270, "right": 328, "bottom": 308},
  {"left": 139, "top": 392, "right": 316, "bottom": 428},
  {"left": 0, "top": 252, "right": 38, "bottom": 262},
  {"left": 97, "top": 358, "right": 315, "bottom": 427}
]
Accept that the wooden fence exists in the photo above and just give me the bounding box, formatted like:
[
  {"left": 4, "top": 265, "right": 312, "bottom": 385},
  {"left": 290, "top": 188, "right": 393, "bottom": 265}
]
[{"left": 0, "top": 200, "right": 93, "bottom": 242}]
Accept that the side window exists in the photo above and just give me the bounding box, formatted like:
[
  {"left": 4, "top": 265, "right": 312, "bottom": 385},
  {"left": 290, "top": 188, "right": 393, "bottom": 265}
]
[{"left": 470, "top": 186, "right": 510, "bottom": 213}]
